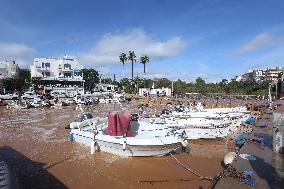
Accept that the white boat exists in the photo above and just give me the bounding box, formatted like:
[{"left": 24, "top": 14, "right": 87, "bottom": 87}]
[
  {"left": 139, "top": 117, "right": 232, "bottom": 139},
  {"left": 70, "top": 112, "right": 188, "bottom": 157},
  {"left": 159, "top": 104, "right": 256, "bottom": 139}
]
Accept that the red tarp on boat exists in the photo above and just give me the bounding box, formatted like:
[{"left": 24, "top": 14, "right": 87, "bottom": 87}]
[{"left": 107, "top": 111, "right": 132, "bottom": 137}]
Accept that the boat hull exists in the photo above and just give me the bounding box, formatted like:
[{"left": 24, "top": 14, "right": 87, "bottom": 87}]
[
  {"left": 71, "top": 131, "right": 183, "bottom": 157},
  {"left": 182, "top": 126, "right": 230, "bottom": 139}
]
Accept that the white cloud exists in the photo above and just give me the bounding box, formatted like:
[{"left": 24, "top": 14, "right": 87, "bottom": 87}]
[
  {"left": 0, "top": 42, "right": 36, "bottom": 67},
  {"left": 78, "top": 29, "right": 185, "bottom": 66},
  {"left": 235, "top": 33, "right": 274, "bottom": 55}
]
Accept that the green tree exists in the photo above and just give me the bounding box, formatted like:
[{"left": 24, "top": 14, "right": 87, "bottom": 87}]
[
  {"left": 101, "top": 78, "right": 113, "bottom": 84},
  {"left": 81, "top": 69, "right": 100, "bottom": 92},
  {"left": 140, "top": 54, "right": 149, "bottom": 74},
  {"left": 195, "top": 77, "right": 206, "bottom": 93},
  {"left": 119, "top": 53, "right": 128, "bottom": 77},
  {"left": 127, "top": 51, "right": 136, "bottom": 80},
  {"left": 144, "top": 78, "right": 154, "bottom": 88},
  {"left": 155, "top": 78, "right": 171, "bottom": 88},
  {"left": 0, "top": 77, "right": 16, "bottom": 92},
  {"left": 120, "top": 78, "right": 135, "bottom": 93},
  {"left": 17, "top": 69, "right": 31, "bottom": 93},
  {"left": 174, "top": 79, "right": 187, "bottom": 95}
]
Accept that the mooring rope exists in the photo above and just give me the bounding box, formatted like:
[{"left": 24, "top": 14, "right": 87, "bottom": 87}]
[{"left": 157, "top": 137, "right": 214, "bottom": 181}]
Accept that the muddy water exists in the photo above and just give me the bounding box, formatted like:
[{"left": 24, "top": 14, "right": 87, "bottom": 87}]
[{"left": 0, "top": 103, "right": 235, "bottom": 189}]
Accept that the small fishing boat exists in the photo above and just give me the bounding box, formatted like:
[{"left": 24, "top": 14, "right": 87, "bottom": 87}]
[
  {"left": 69, "top": 111, "right": 188, "bottom": 157},
  {"left": 139, "top": 117, "right": 232, "bottom": 139},
  {"left": 163, "top": 103, "right": 255, "bottom": 126}
]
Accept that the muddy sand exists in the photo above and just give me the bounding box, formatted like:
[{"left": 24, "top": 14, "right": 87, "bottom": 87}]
[{"left": 0, "top": 103, "right": 237, "bottom": 189}]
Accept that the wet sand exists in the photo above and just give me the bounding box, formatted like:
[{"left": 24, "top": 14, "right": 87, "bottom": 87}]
[{"left": 0, "top": 103, "right": 236, "bottom": 189}]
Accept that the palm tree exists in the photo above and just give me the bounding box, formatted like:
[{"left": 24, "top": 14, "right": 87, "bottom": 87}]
[
  {"left": 119, "top": 53, "right": 127, "bottom": 77},
  {"left": 140, "top": 54, "right": 149, "bottom": 75},
  {"left": 127, "top": 51, "right": 136, "bottom": 80}
]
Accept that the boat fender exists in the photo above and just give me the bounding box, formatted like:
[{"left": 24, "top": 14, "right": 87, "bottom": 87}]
[
  {"left": 181, "top": 140, "right": 188, "bottom": 147},
  {"left": 91, "top": 141, "right": 95, "bottom": 154},
  {"left": 94, "top": 140, "right": 100, "bottom": 151},
  {"left": 69, "top": 133, "right": 74, "bottom": 143},
  {"left": 123, "top": 141, "right": 127, "bottom": 151},
  {"left": 223, "top": 152, "right": 237, "bottom": 165}
]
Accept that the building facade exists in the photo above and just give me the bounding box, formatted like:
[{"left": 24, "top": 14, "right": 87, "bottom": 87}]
[
  {"left": 265, "top": 67, "right": 283, "bottom": 83},
  {"left": 30, "top": 56, "right": 84, "bottom": 96},
  {"left": 0, "top": 61, "right": 20, "bottom": 79},
  {"left": 95, "top": 83, "right": 118, "bottom": 92},
  {"left": 234, "top": 67, "right": 283, "bottom": 83}
]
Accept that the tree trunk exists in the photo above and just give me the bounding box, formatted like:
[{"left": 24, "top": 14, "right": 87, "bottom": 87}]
[
  {"left": 131, "top": 61, "right": 134, "bottom": 80},
  {"left": 123, "top": 63, "right": 125, "bottom": 78}
]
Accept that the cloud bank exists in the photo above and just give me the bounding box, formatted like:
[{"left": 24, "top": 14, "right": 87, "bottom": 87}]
[
  {"left": 235, "top": 33, "right": 274, "bottom": 55},
  {"left": 78, "top": 29, "right": 185, "bottom": 66},
  {"left": 0, "top": 42, "right": 36, "bottom": 67}
]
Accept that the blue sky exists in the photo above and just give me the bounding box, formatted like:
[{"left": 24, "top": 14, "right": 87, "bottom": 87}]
[{"left": 1, "top": 0, "right": 284, "bottom": 82}]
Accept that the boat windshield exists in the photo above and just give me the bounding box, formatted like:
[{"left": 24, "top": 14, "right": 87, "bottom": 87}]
[{"left": 80, "top": 112, "right": 93, "bottom": 121}]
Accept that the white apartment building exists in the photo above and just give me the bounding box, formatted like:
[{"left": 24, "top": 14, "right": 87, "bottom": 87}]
[
  {"left": 0, "top": 61, "right": 20, "bottom": 79},
  {"left": 265, "top": 67, "right": 283, "bottom": 82},
  {"left": 30, "top": 56, "right": 84, "bottom": 96},
  {"left": 235, "top": 67, "right": 283, "bottom": 83}
]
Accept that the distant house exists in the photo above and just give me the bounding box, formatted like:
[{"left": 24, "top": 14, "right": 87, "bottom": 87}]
[
  {"left": 30, "top": 55, "right": 84, "bottom": 96},
  {"left": 95, "top": 83, "right": 118, "bottom": 92},
  {"left": 139, "top": 87, "right": 172, "bottom": 97},
  {"left": 0, "top": 61, "right": 20, "bottom": 79}
]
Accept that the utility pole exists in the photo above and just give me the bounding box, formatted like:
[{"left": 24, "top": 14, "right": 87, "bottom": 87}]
[
  {"left": 171, "top": 80, "right": 174, "bottom": 96},
  {"left": 275, "top": 80, "right": 278, "bottom": 100},
  {"left": 269, "top": 84, "right": 272, "bottom": 109}
]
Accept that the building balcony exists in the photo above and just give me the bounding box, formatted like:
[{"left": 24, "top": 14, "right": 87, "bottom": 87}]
[
  {"left": 58, "top": 68, "right": 73, "bottom": 72},
  {"left": 35, "top": 66, "right": 50, "bottom": 71},
  {"left": 39, "top": 76, "right": 84, "bottom": 82}
]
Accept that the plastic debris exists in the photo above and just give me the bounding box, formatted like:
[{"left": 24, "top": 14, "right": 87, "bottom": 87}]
[
  {"left": 240, "top": 170, "right": 257, "bottom": 187},
  {"left": 224, "top": 152, "right": 237, "bottom": 165},
  {"left": 252, "top": 133, "right": 273, "bottom": 148},
  {"left": 239, "top": 154, "right": 256, "bottom": 161},
  {"left": 259, "top": 124, "right": 268, "bottom": 128},
  {"left": 234, "top": 133, "right": 249, "bottom": 147},
  {"left": 244, "top": 115, "right": 257, "bottom": 125}
]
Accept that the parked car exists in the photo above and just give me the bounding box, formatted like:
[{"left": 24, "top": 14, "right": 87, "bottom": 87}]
[{"left": 0, "top": 93, "right": 19, "bottom": 100}]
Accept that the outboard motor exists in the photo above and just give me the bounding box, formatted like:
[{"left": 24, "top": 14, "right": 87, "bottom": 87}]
[
  {"left": 161, "top": 109, "right": 170, "bottom": 115},
  {"left": 131, "top": 113, "right": 139, "bottom": 121}
]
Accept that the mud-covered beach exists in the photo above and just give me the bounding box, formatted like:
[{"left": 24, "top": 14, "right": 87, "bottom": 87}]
[{"left": 0, "top": 101, "right": 243, "bottom": 189}]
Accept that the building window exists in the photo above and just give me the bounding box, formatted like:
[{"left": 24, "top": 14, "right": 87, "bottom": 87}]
[
  {"left": 64, "top": 73, "right": 72, "bottom": 78},
  {"left": 64, "top": 63, "right": 71, "bottom": 69},
  {"left": 45, "top": 63, "right": 50, "bottom": 68},
  {"left": 74, "top": 70, "right": 81, "bottom": 76},
  {"left": 45, "top": 72, "right": 50, "bottom": 77}
]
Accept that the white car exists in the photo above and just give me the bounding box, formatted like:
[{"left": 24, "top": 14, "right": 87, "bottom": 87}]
[
  {"left": 21, "top": 92, "right": 38, "bottom": 100},
  {"left": 0, "top": 93, "right": 19, "bottom": 100}
]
